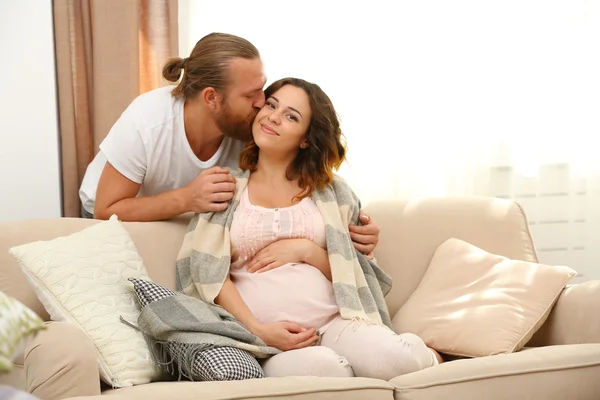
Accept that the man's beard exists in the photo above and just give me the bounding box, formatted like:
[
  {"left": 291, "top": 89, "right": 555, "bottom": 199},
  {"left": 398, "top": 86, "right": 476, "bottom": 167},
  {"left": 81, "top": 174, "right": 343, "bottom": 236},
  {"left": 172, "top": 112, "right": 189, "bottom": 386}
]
[{"left": 215, "top": 104, "right": 257, "bottom": 142}]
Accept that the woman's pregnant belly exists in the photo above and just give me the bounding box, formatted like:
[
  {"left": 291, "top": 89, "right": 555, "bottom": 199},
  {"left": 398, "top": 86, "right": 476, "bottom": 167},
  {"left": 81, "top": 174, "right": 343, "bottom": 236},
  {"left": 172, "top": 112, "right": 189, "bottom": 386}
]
[{"left": 230, "top": 263, "right": 339, "bottom": 330}]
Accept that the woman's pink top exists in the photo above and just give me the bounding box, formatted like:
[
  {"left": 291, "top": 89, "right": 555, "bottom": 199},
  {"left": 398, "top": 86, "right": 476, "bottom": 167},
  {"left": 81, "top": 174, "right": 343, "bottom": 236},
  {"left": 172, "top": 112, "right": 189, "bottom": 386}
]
[{"left": 229, "top": 187, "right": 339, "bottom": 332}]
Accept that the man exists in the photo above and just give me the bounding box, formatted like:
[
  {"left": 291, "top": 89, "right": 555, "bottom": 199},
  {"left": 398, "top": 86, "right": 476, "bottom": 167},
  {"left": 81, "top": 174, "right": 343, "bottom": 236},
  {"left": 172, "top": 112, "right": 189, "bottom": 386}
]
[{"left": 79, "top": 32, "right": 379, "bottom": 255}]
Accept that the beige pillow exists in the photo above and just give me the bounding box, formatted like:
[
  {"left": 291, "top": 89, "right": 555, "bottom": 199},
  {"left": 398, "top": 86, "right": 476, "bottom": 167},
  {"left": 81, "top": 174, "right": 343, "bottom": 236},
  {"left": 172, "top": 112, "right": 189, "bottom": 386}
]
[
  {"left": 9, "top": 215, "right": 161, "bottom": 387},
  {"left": 393, "top": 238, "right": 577, "bottom": 358}
]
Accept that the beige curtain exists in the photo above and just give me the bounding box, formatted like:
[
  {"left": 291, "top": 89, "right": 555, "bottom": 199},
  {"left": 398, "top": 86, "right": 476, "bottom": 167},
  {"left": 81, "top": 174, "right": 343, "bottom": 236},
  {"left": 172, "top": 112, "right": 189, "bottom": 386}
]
[{"left": 53, "top": 0, "right": 178, "bottom": 218}]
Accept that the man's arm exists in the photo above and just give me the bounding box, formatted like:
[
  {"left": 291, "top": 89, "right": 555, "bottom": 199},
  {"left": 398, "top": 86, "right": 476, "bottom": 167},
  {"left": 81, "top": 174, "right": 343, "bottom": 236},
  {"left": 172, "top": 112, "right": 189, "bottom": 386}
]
[
  {"left": 93, "top": 163, "right": 237, "bottom": 222},
  {"left": 93, "top": 162, "right": 190, "bottom": 221}
]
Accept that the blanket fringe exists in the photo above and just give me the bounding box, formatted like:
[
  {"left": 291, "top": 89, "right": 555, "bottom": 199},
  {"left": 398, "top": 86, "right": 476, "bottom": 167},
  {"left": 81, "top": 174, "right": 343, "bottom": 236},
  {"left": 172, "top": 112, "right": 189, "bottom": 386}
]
[
  {"left": 120, "top": 315, "right": 217, "bottom": 381},
  {"left": 146, "top": 338, "right": 216, "bottom": 382},
  {"left": 119, "top": 316, "right": 141, "bottom": 332}
]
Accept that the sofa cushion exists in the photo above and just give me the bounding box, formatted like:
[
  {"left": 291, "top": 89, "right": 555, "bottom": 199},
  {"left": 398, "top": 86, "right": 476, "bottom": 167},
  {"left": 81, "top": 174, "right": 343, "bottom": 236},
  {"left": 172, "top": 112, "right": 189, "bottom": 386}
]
[
  {"left": 393, "top": 238, "right": 576, "bottom": 358},
  {"left": 8, "top": 215, "right": 160, "bottom": 387},
  {"left": 389, "top": 344, "right": 600, "bottom": 400},
  {"left": 128, "top": 278, "right": 265, "bottom": 381},
  {"left": 528, "top": 280, "right": 600, "bottom": 346},
  {"left": 95, "top": 376, "right": 394, "bottom": 400},
  {"left": 0, "top": 291, "right": 44, "bottom": 372}
]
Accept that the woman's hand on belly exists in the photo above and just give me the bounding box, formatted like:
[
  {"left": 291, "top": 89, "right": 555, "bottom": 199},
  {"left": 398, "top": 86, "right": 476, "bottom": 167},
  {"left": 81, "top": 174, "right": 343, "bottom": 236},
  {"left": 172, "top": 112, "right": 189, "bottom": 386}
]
[
  {"left": 247, "top": 239, "right": 312, "bottom": 273},
  {"left": 247, "top": 238, "right": 332, "bottom": 280},
  {"left": 253, "top": 321, "right": 319, "bottom": 351}
]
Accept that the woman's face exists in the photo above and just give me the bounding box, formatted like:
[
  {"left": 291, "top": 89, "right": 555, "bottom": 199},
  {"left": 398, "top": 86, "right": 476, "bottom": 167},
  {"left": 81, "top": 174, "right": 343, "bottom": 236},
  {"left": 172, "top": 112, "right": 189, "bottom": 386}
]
[{"left": 252, "top": 84, "right": 312, "bottom": 158}]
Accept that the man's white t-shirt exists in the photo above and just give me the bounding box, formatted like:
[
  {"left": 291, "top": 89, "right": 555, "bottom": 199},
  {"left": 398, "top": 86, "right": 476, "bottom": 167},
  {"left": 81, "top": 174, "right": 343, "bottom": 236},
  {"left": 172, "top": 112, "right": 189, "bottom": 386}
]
[{"left": 79, "top": 85, "right": 246, "bottom": 214}]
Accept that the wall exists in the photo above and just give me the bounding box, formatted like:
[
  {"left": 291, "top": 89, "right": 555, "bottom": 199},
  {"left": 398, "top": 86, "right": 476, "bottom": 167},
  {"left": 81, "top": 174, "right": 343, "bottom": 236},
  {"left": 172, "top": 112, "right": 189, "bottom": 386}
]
[
  {"left": 0, "top": 1, "right": 61, "bottom": 222},
  {"left": 178, "top": 1, "right": 600, "bottom": 283}
]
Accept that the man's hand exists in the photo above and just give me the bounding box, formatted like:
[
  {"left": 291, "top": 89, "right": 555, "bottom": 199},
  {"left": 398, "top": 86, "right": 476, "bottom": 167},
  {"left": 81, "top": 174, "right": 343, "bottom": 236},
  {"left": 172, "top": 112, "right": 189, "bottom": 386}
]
[
  {"left": 247, "top": 239, "right": 310, "bottom": 273},
  {"left": 185, "top": 167, "right": 237, "bottom": 213},
  {"left": 252, "top": 322, "right": 319, "bottom": 351},
  {"left": 348, "top": 211, "right": 380, "bottom": 258},
  {"left": 94, "top": 164, "right": 236, "bottom": 222}
]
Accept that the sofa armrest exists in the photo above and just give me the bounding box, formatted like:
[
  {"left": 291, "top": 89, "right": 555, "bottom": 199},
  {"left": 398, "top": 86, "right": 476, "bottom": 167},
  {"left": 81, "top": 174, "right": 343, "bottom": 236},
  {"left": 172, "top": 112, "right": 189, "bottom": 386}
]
[
  {"left": 528, "top": 281, "right": 600, "bottom": 346},
  {"left": 364, "top": 197, "right": 539, "bottom": 317},
  {"left": 25, "top": 321, "right": 101, "bottom": 400}
]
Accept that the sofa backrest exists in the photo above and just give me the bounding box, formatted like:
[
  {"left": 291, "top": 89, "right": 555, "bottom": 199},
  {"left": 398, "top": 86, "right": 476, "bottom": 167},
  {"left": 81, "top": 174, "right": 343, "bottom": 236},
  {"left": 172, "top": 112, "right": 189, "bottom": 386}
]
[
  {"left": 0, "top": 197, "right": 537, "bottom": 321},
  {"left": 0, "top": 215, "right": 191, "bottom": 321},
  {"left": 363, "top": 197, "right": 537, "bottom": 317}
]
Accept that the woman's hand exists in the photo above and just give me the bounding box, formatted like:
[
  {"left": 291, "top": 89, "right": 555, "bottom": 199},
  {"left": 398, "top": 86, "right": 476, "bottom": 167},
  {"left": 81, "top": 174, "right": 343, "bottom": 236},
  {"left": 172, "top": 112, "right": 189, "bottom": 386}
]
[
  {"left": 348, "top": 211, "right": 380, "bottom": 259},
  {"left": 247, "top": 239, "right": 311, "bottom": 273},
  {"left": 252, "top": 322, "right": 319, "bottom": 351}
]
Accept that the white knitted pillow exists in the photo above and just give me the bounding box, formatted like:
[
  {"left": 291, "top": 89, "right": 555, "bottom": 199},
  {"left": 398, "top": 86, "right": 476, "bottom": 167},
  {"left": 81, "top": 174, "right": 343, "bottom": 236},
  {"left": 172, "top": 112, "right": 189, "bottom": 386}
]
[{"left": 9, "top": 215, "right": 161, "bottom": 387}]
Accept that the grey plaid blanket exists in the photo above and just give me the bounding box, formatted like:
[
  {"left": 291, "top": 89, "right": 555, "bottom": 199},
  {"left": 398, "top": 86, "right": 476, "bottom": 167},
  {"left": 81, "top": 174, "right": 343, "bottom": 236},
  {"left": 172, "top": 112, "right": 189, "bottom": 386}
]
[
  {"left": 137, "top": 293, "right": 280, "bottom": 358},
  {"left": 138, "top": 168, "right": 393, "bottom": 360}
]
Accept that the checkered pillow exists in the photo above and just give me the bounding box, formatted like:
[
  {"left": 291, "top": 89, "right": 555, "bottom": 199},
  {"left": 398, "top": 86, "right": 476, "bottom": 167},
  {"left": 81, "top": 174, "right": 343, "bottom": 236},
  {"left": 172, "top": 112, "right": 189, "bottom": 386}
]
[
  {"left": 128, "top": 278, "right": 264, "bottom": 381},
  {"left": 129, "top": 278, "right": 177, "bottom": 308}
]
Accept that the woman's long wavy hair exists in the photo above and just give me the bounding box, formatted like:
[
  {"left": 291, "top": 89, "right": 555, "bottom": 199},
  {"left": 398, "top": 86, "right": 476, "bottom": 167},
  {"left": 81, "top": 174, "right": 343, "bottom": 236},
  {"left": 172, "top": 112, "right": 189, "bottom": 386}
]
[{"left": 239, "top": 78, "right": 347, "bottom": 200}]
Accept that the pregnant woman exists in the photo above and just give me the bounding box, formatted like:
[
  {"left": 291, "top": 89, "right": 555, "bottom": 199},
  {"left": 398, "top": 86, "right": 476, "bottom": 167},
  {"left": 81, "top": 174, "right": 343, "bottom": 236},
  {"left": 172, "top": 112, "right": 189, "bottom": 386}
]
[{"left": 211, "top": 77, "right": 441, "bottom": 380}]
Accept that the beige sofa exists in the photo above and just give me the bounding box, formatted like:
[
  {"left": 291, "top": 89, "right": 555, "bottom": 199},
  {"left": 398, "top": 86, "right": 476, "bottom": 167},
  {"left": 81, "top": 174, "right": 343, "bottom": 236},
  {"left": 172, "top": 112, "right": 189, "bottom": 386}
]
[{"left": 1, "top": 197, "right": 599, "bottom": 400}]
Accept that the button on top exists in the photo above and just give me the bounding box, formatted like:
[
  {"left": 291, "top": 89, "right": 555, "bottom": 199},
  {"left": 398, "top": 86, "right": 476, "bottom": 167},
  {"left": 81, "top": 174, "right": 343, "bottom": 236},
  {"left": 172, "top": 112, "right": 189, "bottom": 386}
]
[{"left": 274, "top": 208, "right": 279, "bottom": 211}]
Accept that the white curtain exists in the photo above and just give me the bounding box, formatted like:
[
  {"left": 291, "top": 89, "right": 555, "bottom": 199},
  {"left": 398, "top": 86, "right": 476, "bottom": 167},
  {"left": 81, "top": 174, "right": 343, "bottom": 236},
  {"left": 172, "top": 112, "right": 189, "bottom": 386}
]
[{"left": 178, "top": 0, "right": 600, "bottom": 282}]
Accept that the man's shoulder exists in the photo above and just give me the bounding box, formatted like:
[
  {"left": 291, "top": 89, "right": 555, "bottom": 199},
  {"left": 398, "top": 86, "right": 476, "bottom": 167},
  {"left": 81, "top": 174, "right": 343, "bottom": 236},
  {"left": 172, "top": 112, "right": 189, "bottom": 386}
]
[
  {"left": 126, "top": 85, "right": 182, "bottom": 126},
  {"left": 101, "top": 85, "right": 182, "bottom": 152},
  {"left": 131, "top": 85, "right": 178, "bottom": 105}
]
